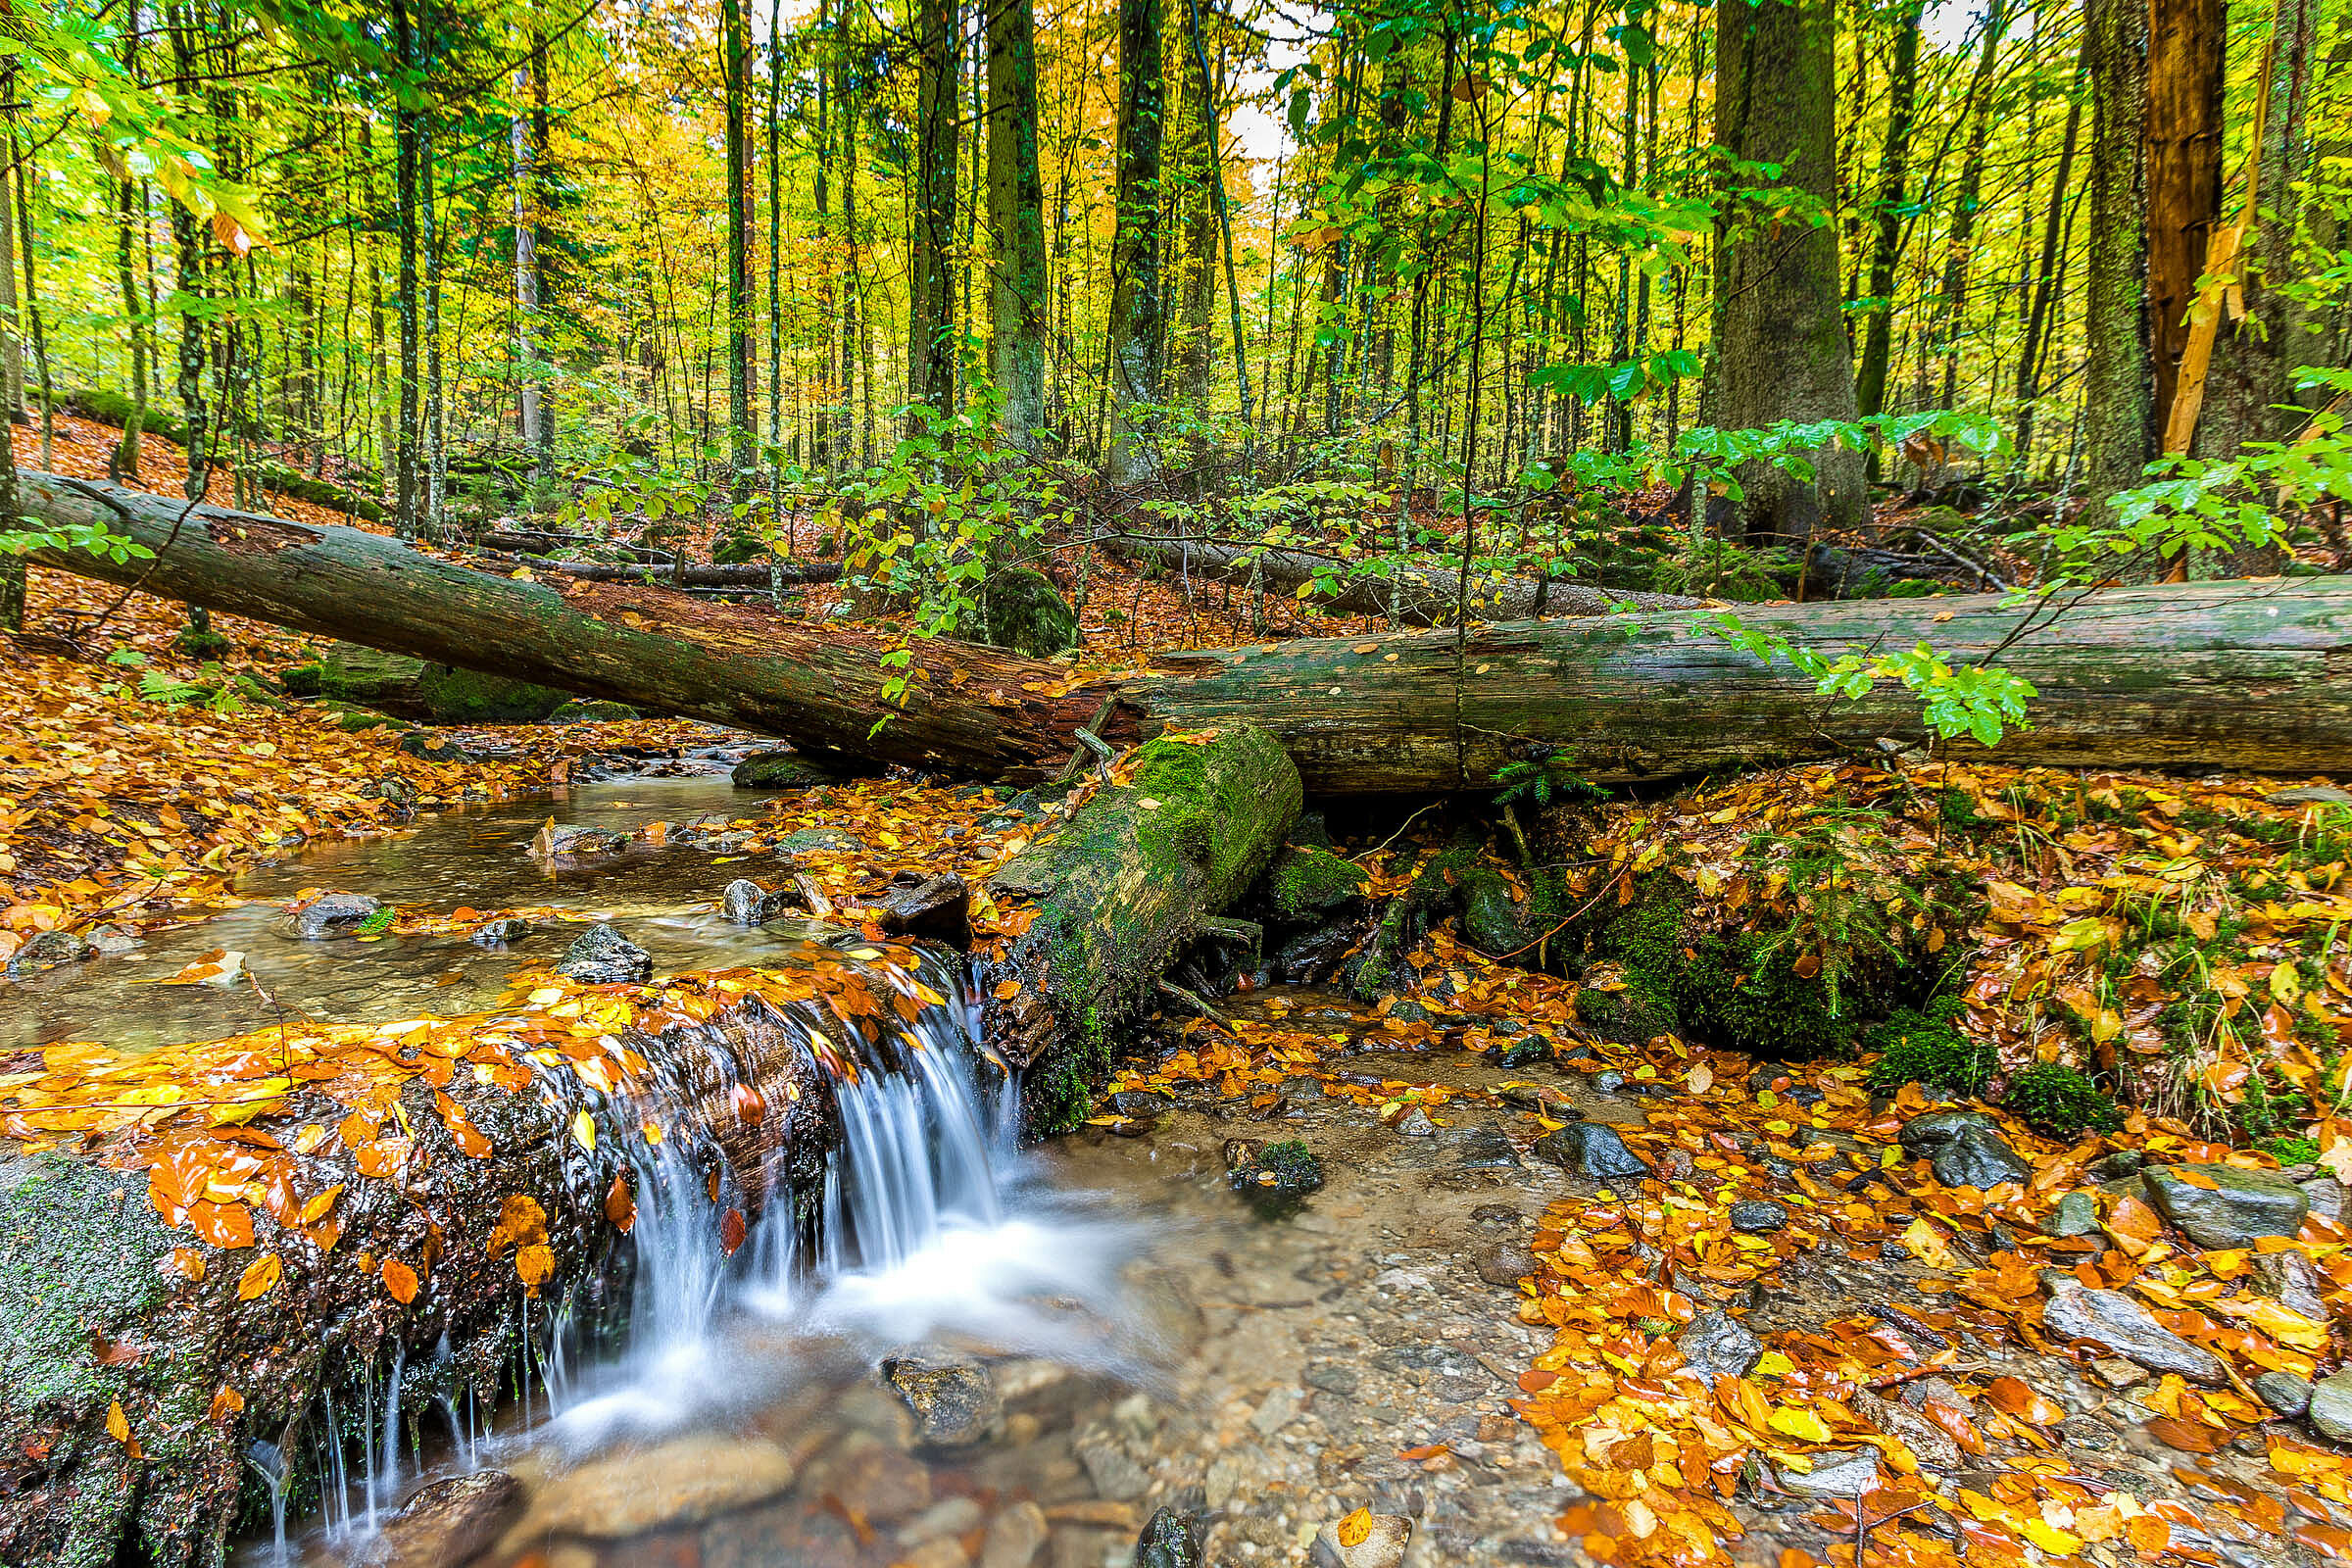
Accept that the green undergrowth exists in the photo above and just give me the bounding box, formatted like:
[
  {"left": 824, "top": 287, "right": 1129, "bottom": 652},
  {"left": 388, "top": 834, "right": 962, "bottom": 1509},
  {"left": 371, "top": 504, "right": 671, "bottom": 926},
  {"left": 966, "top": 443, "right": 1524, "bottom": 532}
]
[{"left": 2002, "top": 1062, "right": 2124, "bottom": 1137}]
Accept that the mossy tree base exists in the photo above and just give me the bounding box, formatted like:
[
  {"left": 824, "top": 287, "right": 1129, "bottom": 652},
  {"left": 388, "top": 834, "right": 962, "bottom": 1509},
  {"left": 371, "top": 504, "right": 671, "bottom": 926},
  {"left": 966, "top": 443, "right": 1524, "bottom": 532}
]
[{"left": 979, "top": 727, "right": 1301, "bottom": 1134}]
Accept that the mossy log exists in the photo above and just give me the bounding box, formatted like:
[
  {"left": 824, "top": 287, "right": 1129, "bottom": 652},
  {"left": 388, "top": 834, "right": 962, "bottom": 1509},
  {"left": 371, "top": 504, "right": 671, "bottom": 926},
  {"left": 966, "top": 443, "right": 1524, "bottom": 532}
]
[
  {"left": 283, "top": 642, "right": 567, "bottom": 723},
  {"left": 0, "top": 995, "right": 839, "bottom": 1568},
  {"left": 978, "top": 727, "right": 1301, "bottom": 1134},
  {"left": 23, "top": 471, "right": 2352, "bottom": 789},
  {"left": 1104, "top": 532, "right": 1704, "bottom": 622}
]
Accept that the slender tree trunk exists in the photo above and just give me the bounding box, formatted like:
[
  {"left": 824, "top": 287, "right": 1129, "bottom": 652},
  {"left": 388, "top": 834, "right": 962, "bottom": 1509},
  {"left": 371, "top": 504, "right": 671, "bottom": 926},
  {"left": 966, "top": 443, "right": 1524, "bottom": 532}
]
[
  {"left": 986, "top": 0, "right": 1048, "bottom": 446},
  {"left": 1183, "top": 0, "right": 1251, "bottom": 451},
  {"left": 169, "top": 9, "right": 211, "bottom": 506},
  {"left": 1935, "top": 0, "right": 2010, "bottom": 412},
  {"left": 1854, "top": 0, "right": 1925, "bottom": 425},
  {"left": 908, "top": 0, "right": 961, "bottom": 421},
  {"left": 513, "top": 65, "right": 542, "bottom": 494},
  {"left": 1707, "top": 0, "right": 1864, "bottom": 542},
  {"left": 530, "top": 34, "right": 555, "bottom": 484},
  {"left": 392, "top": 0, "right": 420, "bottom": 536},
  {"left": 2145, "top": 0, "right": 2225, "bottom": 432},
  {"left": 11, "top": 132, "right": 53, "bottom": 470},
  {"left": 770, "top": 0, "right": 788, "bottom": 491},
  {"left": 2015, "top": 57, "right": 2084, "bottom": 466},
  {"left": 2082, "top": 0, "right": 2155, "bottom": 517},
  {"left": 1104, "top": 0, "right": 1166, "bottom": 479},
  {"left": 721, "top": 0, "right": 755, "bottom": 499}
]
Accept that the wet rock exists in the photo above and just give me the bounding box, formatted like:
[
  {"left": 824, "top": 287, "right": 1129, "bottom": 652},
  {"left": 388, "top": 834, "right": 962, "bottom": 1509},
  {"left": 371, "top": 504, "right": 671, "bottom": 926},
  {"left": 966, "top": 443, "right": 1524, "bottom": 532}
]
[
  {"left": 1729, "top": 1200, "right": 1788, "bottom": 1234},
  {"left": 293, "top": 892, "right": 381, "bottom": 939},
  {"left": 700, "top": 1500, "right": 865, "bottom": 1568},
  {"left": 550, "top": 698, "right": 640, "bottom": 722},
  {"left": 469, "top": 916, "right": 534, "bottom": 947},
  {"left": 722, "top": 878, "right": 786, "bottom": 925},
  {"left": 883, "top": 1348, "right": 1002, "bottom": 1446},
  {"left": 2051, "top": 1191, "right": 2101, "bottom": 1238},
  {"left": 397, "top": 730, "right": 478, "bottom": 763},
  {"left": 1591, "top": 1069, "right": 1627, "bottom": 1095},
  {"left": 83, "top": 924, "right": 141, "bottom": 956},
  {"left": 1075, "top": 1437, "right": 1151, "bottom": 1501},
  {"left": 1677, "top": 1311, "right": 1763, "bottom": 1384},
  {"left": 2252, "top": 1248, "right": 2328, "bottom": 1324},
  {"left": 1132, "top": 1506, "right": 1205, "bottom": 1568},
  {"left": 2304, "top": 1176, "right": 2347, "bottom": 1224},
  {"left": 532, "top": 822, "right": 628, "bottom": 859},
  {"left": 1251, "top": 1386, "right": 1301, "bottom": 1437},
  {"left": 1308, "top": 1512, "right": 1411, "bottom": 1568},
  {"left": 1769, "top": 1448, "right": 1881, "bottom": 1499},
  {"left": 732, "top": 751, "right": 848, "bottom": 789},
  {"left": 1897, "top": 1110, "right": 2030, "bottom": 1190},
  {"left": 1395, "top": 1106, "right": 1437, "bottom": 1138},
  {"left": 2270, "top": 786, "right": 2352, "bottom": 806},
  {"left": 555, "top": 923, "right": 653, "bottom": 985},
  {"left": 1448, "top": 1123, "right": 1522, "bottom": 1169},
  {"left": 898, "top": 1495, "right": 986, "bottom": 1545},
  {"left": 362, "top": 1470, "right": 520, "bottom": 1567},
  {"left": 808, "top": 1437, "right": 932, "bottom": 1526},
  {"left": 1111, "top": 1091, "right": 1174, "bottom": 1118},
  {"left": 2089, "top": 1359, "right": 2149, "bottom": 1389},
  {"left": 1275, "top": 924, "right": 1357, "bottom": 985},
  {"left": 1228, "top": 1140, "right": 1324, "bottom": 1215},
  {"left": 880, "top": 872, "right": 971, "bottom": 945},
  {"left": 1475, "top": 1239, "right": 1539, "bottom": 1288},
  {"left": 1531, "top": 1122, "right": 1652, "bottom": 1181},
  {"left": 1853, "top": 1391, "right": 1963, "bottom": 1473},
  {"left": 982, "top": 1501, "right": 1051, "bottom": 1568},
  {"left": 1497, "top": 1038, "right": 1553, "bottom": 1069},
  {"left": 779, "top": 827, "right": 864, "bottom": 858},
  {"left": 2142, "top": 1163, "right": 2311, "bottom": 1249},
  {"left": 529, "top": 1433, "right": 797, "bottom": 1537},
  {"left": 4, "top": 929, "right": 95, "bottom": 975},
  {"left": 2043, "top": 1283, "right": 2226, "bottom": 1385},
  {"left": 2256, "top": 1370, "right": 2316, "bottom": 1420},
  {"left": 2311, "top": 1371, "right": 2352, "bottom": 1441},
  {"left": 1498, "top": 1084, "right": 1575, "bottom": 1115},
  {"left": 1471, "top": 1203, "right": 1523, "bottom": 1229},
  {"left": 2084, "top": 1149, "right": 2145, "bottom": 1182}
]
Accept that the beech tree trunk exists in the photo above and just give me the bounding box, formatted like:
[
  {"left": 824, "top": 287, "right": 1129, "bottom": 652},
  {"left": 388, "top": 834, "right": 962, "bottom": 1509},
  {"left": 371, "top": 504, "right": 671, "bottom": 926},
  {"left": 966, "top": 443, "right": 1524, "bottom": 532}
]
[
  {"left": 24, "top": 472, "right": 2352, "bottom": 792},
  {"left": 1103, "top": 0, "right": 1165, "bottom": 480}
]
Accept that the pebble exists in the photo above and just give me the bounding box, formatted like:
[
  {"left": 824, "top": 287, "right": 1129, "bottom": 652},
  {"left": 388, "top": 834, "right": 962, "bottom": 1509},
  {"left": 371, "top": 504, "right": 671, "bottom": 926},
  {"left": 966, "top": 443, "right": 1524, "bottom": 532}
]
[
  {"left": 2256, "top": 1370, "right": 2316, "bottom": 1420},
  {"left": 898, "top": 1496, "right": 986, "bottom": 1546},
  {"left": 1308, "top": 1512, "right": 1412, "bottom": 1568},
  {"left": 1395, "top": 1106, "right": 1437, "bottom": 1138},
  {"left": 1769, "top": 1448, "right": 1881, "bottom": 1499},
  {"left": 980, "top": 1501, "right": 1050, "bottom": 1568},
  {"left": 526, "top": 1434, "right": 796, "bottom": 1538},
  {"left": 1474, "top": 1240, "right": 1539, "bottom": 1288},
  {"left": 883, "top": 1348, "right": 1002, "bottom": 1446},
  {"left": 1729, "top": 1200, "right": 1788, "bottom": 1234}
]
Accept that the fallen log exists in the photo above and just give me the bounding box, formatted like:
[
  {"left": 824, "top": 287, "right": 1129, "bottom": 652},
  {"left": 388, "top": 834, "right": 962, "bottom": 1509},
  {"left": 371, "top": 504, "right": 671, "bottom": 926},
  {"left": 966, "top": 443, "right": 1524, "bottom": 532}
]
[
  {"left": 505, "top": 555, "right": 842, "bottom": 588},
  {"left": 1102, "top": 531, "right": 1705, "bottom": 622},
  {"left": 975, "top": 726, "right": 1302, "bottom": 1134},
  {"left": 23, "top": 471, "right": 2352, "bottom": 789}
]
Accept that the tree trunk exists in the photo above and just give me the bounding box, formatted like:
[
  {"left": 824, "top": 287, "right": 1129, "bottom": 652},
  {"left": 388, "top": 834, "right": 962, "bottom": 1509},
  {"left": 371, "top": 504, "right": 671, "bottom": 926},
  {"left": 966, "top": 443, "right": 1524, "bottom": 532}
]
[
  {"left": 1707, "top": 0, "right": 1865, "bottom": 543},
  {"left": 907, "top": 0, "right": 961, "bottom": 420},
  {"left": 1934, "top": 0, "right": 2010, "bottom": 412},
  {"left": 2015, "top": 57, "right": 2084, "bottom": 468},
  {"left": 23, "top": 472, "right": 2352, "bottom": 792},
  {"left": 978, "top": 726, "right": 1300, "bottom": 1132},
  {"left": 987, "top": 0, "right": 1048, "bottom": 447},
  {"left": 1854, "top": 0, "right": 1925, "bottom": 423},
  {"left": 2145, "top": 0, "right": 2225, "bottom": 434},
  {"left": 2082, "top": 0, "right": 2155, "bottom": 518},
  {"left": 721, "top": 0, "right": 755, "bottom": 499},
  {"left": 1104, "top": 0, "right": 1166, "bottom": 480},
  {"left": 392, "top": 0, "right": 421, "bottom": 536},
  {"left": 513, "top": 63, "right": 542, "bottom": 487}
]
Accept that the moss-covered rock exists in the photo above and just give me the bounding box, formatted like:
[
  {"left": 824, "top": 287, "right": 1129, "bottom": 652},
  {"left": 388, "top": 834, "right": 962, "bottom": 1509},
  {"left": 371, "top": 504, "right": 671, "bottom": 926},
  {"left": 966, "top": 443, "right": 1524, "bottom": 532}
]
[
  {"left": 974, "top": 565, "right": 1079, "bottom": 658},
  {"left": 2001, "top": 1062, "right": 2122, "bottom": 1137},
  {"left": 1864, "top": 996, "right": 1989, "bottom": 1096},
  {"left": 1259, "top": 845, "right": 1370, "bottom": 925},
  {"left": 731, "top": 751, "right": 852, "bottom": 790},
  {"left": 311, "top": 643, "right": 565, "bottom": 724},
  {"left": 550, "top": 698, "right": 641, "bottom": 723}
]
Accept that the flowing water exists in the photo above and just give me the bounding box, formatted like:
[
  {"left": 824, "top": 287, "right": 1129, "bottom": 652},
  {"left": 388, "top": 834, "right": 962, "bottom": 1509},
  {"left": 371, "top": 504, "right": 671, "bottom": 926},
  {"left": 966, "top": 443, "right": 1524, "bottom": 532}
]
[{"left": 7, "top": 737, "right": 1578, "bottom": 1568}]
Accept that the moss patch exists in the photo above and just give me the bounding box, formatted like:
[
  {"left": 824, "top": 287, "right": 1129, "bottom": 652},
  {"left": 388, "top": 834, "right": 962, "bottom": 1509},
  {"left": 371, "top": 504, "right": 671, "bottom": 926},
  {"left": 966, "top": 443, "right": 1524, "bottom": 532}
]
[
  {"left": 2001, "top": 1063, "right": 2123, "bottom": 1137},
  {"left": 1261, "top": 845, "right": 1370, "bottom": 924}
]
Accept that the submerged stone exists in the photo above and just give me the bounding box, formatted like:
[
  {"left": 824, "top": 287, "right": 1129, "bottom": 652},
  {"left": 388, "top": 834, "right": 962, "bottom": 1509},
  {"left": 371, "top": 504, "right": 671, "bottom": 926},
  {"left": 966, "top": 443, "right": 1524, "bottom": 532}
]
[
  {"left": 363, "top": 1470, "right": 520, "bottom": 1568},
  {"left": 1531, "top": 1122, "right": 1652, "bottom": 1181},
  {"left": 1133, "top": 1505, "right": 1205, "bottom": 1568},
  {"left": 1677, "top": 1310, "right": 1763, "bottom": 1384},
  {"left": 883, "top": 1347, "right": 1002, "bottom": 1446},
  {"left": 293, "top": 891, "right": 381, "bottom": 939},
  {"left": 5, "top": 929, "right": 95, "bottom": 975},
  {"left": 528, "top": 1433, "right": 796, "bottom": 1537},
  {"left": 1309, "top": 1511, "right": 1412, "bottom": 1568}
]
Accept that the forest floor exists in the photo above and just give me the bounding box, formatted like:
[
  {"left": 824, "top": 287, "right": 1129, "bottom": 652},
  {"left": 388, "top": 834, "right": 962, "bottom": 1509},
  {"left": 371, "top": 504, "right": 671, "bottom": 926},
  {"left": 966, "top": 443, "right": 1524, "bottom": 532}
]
[{"left": 5, "top": 418, "right": 2352, "bottom": 1568}]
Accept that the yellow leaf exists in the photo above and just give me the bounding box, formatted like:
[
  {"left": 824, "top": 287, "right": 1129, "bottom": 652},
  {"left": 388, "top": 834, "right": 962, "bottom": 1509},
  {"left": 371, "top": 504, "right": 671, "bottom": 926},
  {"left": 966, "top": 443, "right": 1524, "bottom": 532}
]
[
  {"left": 1338, "top": 1507, "right": 1374, "bottom": 1548},
  {"left": 570, "top": 1109, "right": 597, "bottom": 1152},
  {"left": 237, "top": 1252, "right": 282, "bottom": 1300},
  {"left": 1767, "top": 1405, "right": 1835, "bottom": 1444},
  {"left": 106, "top": 1399, "right": 130, "bottom": 1444},
  {"left": 1901, "top": 1217, "right": 1961, "bottom": 1270},
  {"left": 2272, "top": 962, "right": 2304, "bottom": 1005}
]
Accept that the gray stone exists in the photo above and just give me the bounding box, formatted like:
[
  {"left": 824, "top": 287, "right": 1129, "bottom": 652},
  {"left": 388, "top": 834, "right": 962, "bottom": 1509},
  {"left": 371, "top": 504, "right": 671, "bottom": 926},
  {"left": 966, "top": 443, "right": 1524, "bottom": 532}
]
[
  {"left": 2269, "top": 787, "right": 2352, "bottom": 806},
  {"left": 2142, "top": 1163, "right": 2311, "bottom": 1249},
  {"left": 1497, "top": 1038, "right": 1552, "bottom": 1069},
  {"left": 1133, "top": 1507, "right": 1205, "bottom": 1568},
  {"left": 1854, "top": 1391, "right": 1963, "bottom": 1473},
  {"left": 82, "top": 924, "right": 141, "bottom": 956},
  {"left": 980, "top": 1500, "right": 1050, "bottom": 1568},
  {"left": 722, "top": 877, "right": 783, "bottom": 925},
  {"left": 2311, "top": 1371, "right": 2352, "bottom": 1442},
  {"left": 4, "top": 928, "right": 94, "bottom": 975},
  {"left": 1448, "top": 1123, "right": 1522, "bottom": 1169},
  {"left": 1476, "top": 1240, "right": 1539, "bottom": 1288},
  {"left": 531, "top": 822, "right": 628, "bottom": 859},
  {"left": 1250, "top": 1385, "right": 1301, "bottom": 1437},
  {"left": 554, "top": 923, "right": 653, "bottom": 985},
  {"left": 2252, "top": 1248, "right": 2328, "bottom": 1325},
  {"left": 1395, "top": 1106, "right": 1437, "bottom": 1138},
  {"left": 469, "top": 915, "right": 534, "bottom": 947},
  {"left": 2042, "top": 1284, "right": 2227, "bottom": 1385},
  {"left": 2303, "top": 1176, "right": 2347, "bottom": 1224},
  {"left": 1308, "top": 1512, "right": 1412, "bottom": 1568},
  {"left": 778, "top": 827, "right": 864, "bottom": 858},
  {"left": 2051, "top": 1191, "right": 2102, "bottom": 1238},
  {"left": 362, "top": 1471, "right": 521, "bottom": 1568},
  {"left": 2256, "top": 1370, "right": 2315, "bottom": 1420},
  {"left": 1677, "top": 1310, "right": 1763, "bottom": 1384},
  {"left": 1531, "top": 1122, "right": 1652, "bottom": 1181},
  {"left": 1898, "top": 1110, "right": 2031, "bottom": 1190},
  {"left": 1769, "top": 1449, "right": 1881, "bottom": 1499},
  {"left": 897, "top": 1495, "right": 985, "bottom": 1545},
  {"left": 292, "top": 891, "right": 381, "bottom": 939},
  {"left": 1074, "top": 1436, "right": 1150, "bottom": 1501},
  {"left": 883, "top": 1348, "right": 1001, "bottom": 1446},
  {"left": 1730, "top": 1200, "right": 1788, "bottom": 1234}
]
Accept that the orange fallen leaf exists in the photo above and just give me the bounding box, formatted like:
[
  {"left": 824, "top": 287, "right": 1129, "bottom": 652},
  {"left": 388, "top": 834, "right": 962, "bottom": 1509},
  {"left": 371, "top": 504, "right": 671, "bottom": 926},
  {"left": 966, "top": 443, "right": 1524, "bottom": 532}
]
[
  {"left": 382, "top": 1258, "right": 418, "bottom": 1304},
  {"left": 606, "top": 1172, "right": 636, "bottom": 1234},
  {"left": 209, "top": 1385, "right": 244, "bottom": 1421},
  {"left": 237, "top": 1252, "right": 282, "bottom": 1300},
  {"left": 1339, "top": 1507, "right": 1374, "bottom": 1548}
]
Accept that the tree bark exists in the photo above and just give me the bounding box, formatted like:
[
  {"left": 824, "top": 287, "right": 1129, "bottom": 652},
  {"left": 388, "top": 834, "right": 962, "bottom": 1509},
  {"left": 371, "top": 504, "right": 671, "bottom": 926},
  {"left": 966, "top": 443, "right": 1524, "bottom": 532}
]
[
  {"left": 23, "top": 472, "right": 2352, "bottom": 792},
  {"left": 1707, "top": 0, "right": 1865, "bottom": 543},
  {"left": 1854, "top": 0, "right": 1925, "bottom": 423},
  {"left": 986, "top": 0, "right": 1049, "bottom": 446},
  {"left": 2082, "top": 0, "right": 2155, "bottom": 518},
  {"left": 2145, "top": 0, "right": 2225, "bottom": 433},
  {"left": 908, "top": 0, "right": 961, "bottom": 420},
  {"left": 721, "top": 0, "right": 755, "bottom": 499},
  {"left": 1104, "top": 0, "right": 1166, "bottom": 480}
]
